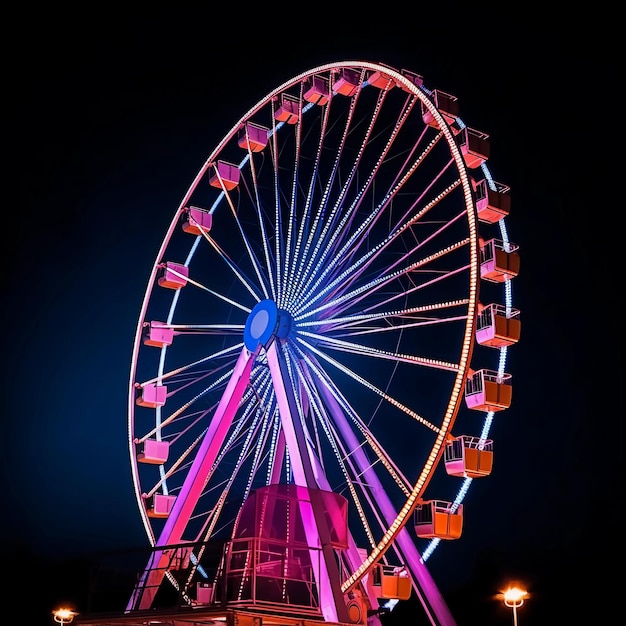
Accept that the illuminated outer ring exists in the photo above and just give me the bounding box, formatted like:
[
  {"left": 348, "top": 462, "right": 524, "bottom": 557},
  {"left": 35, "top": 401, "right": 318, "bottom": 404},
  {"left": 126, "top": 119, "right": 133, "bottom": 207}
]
[{"left": 127, "top": 61, "right": 510, "bottom": 604}]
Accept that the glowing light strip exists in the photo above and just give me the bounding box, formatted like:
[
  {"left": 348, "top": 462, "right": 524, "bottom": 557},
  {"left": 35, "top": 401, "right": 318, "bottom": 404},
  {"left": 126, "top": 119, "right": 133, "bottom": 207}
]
[
  {"left": 208, "top": 172, "right": 270, "bottom": 309},
  {"left": 163, "top": 264, "right": 252, "bottom": 314},
  {"left": 297, "top": 335, "right": 440, "bottom": 432},
  {"left": 138, "top": 342, "right": 242, "bottom": 389},
  {"left": 265, "top": 409, "right": 282, "bottom": 484},
  {"left": 292, "top": 343, "right": 414, "bottom": 491},
  {"left": 165, "top": 324, "right": 244, "bottom": 336},
  {"left": 239, "top": 129, "right": 273, "bottom": 302},
  {"left": 283, "top": 93, "right": 332, "bottom": 306},
  {"left": 289, "top": 86, "right": 366, "bottom": 307},
  {"left": 149, "top": 365, "right": 267, "bottom": 502},
  {"left": 291, "top": 94, "right": 421, "bottom": 312},
  {"left": 267, "top": 100, "right": 282, "bottom": 302},
  {"left": 299, "top": 329, "right": 458, "bottom": 373},
  {"left": 293, "top": 140, "right": 442, "bottom": 315},
  {"left": 297, "top": 298, "right": 468, "bottom": 329},
  {"left": 296, "top": 238, "right": 470, "bottom": 322},
  {"left": 142, "top": 430, "right": 205, "bottom": 500},
  {"left": 291, "top": 344, "right": 412, "bottom": 516}
]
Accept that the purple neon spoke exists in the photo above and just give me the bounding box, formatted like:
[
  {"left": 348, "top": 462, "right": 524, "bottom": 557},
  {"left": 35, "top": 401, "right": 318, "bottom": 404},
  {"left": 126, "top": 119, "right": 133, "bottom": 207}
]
[
  {"left": 291, "top": 126, "right": 444, "bottom": 311},
  {"left": 280, "top": 85, "right": 304, "bottom": 309},
  {"left": 291, "top": 85, "right": 362, "bottom": 294},
  {"left": 243, "top": 145, "right": 274, "bottom": 302},
  {"left": 292, "top": 181, "right": 464, "bottom": 324},
  {"left": 202, "top": 233, "right": 265, "bottom": 305},
  {"left": 290, "top": 96, "right": 422, "bottom": 311},
  {"left": 284, "top": 102, "right": 332, "bottom": 306},
  {"left": 294, "top": 346, "right": 413, "bottom": 491}
]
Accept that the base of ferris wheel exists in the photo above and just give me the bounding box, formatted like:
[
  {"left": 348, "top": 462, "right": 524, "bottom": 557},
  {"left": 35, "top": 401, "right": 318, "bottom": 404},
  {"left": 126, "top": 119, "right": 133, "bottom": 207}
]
[
  {"left": 73, "top": 536, "right": 456, "bottom": 626},
  {"left": 74, "top": 484, "right": 466, "bottom": 626},
  {"left": 73, "top": 561, "right": 405, "bottom": 626},
  {"left": 73, "top": 538, "right": 412, "bottom": 626}
]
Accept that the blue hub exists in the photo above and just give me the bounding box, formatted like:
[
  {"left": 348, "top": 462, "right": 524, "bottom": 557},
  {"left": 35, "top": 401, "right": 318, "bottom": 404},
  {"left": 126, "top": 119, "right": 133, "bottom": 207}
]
[{"left": 244, "top": 300, "right": 292, "bottom": 351}]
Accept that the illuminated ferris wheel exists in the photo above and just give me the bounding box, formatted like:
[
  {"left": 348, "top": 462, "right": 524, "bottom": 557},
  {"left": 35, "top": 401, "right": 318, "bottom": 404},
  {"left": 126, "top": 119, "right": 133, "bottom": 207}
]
[{"left": 126, "top": 60, "right": 520, "bottom": 626}]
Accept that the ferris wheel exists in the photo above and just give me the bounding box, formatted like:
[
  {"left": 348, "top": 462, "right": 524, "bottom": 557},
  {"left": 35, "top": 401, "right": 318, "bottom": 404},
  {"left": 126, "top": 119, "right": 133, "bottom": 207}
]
[{"left": 127, "top": 61, "right": 520, "bottom": 626}]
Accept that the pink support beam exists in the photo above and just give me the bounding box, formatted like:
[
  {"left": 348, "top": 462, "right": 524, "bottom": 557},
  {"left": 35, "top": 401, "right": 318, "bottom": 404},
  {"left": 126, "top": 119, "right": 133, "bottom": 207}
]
[
  {"left": 266, "top": 341, "right": 349, "bottom": 624},
  {"left": 127, "top": 344, "right": 259, "bottom": 611}
]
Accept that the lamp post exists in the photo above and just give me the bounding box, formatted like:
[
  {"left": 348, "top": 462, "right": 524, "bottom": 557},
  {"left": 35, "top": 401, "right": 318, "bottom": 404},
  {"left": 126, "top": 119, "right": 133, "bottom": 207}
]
[
  {"left": 52, "top": 608, "right": 78, "bottom": 625},
  {"left": 503, "top": 586, "right": 527, "bottom": 626}
]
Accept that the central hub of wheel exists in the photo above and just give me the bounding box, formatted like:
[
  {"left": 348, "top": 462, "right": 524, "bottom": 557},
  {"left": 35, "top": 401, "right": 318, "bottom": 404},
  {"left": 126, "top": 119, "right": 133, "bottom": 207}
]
[{"left": 244, "top": 299, "right": 292, "bottom": 351}]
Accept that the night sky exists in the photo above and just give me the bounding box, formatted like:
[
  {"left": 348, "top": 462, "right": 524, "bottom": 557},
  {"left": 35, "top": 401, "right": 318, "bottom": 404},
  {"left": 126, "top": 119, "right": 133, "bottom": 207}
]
[{"left": 2, "top": 7, "right": 619, "bottom": 626}]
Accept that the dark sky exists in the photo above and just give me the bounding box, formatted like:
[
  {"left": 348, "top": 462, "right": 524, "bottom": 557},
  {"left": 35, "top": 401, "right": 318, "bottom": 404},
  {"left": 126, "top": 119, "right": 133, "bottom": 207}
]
[{"left": 2, "top": 7, "right": 619, "bottom": 626}]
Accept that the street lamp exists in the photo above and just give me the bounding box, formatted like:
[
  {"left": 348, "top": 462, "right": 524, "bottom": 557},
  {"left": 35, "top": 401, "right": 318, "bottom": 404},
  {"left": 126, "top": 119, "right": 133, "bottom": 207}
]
[
  {"left": 52, "top": 608, "right": 78, "bottom": 624},
  {"left": 503, "top": 586, "right": 527, "bottom": 626}
]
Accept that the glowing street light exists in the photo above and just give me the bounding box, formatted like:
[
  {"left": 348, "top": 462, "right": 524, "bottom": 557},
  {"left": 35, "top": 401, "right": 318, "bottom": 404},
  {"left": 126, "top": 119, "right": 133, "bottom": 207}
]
[
  {"left": 503, "top": 586, "right": 527, "bottom": 626},
  {"left": 52, "top": 608, "right": 78, "bottom": 624}
]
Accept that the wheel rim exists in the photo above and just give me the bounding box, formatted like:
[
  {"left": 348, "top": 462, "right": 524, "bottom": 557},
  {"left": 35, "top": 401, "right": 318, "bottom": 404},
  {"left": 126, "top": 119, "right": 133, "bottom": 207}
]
[{"left": 128, "top": 61, "right": 502, "bottom": 602}]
